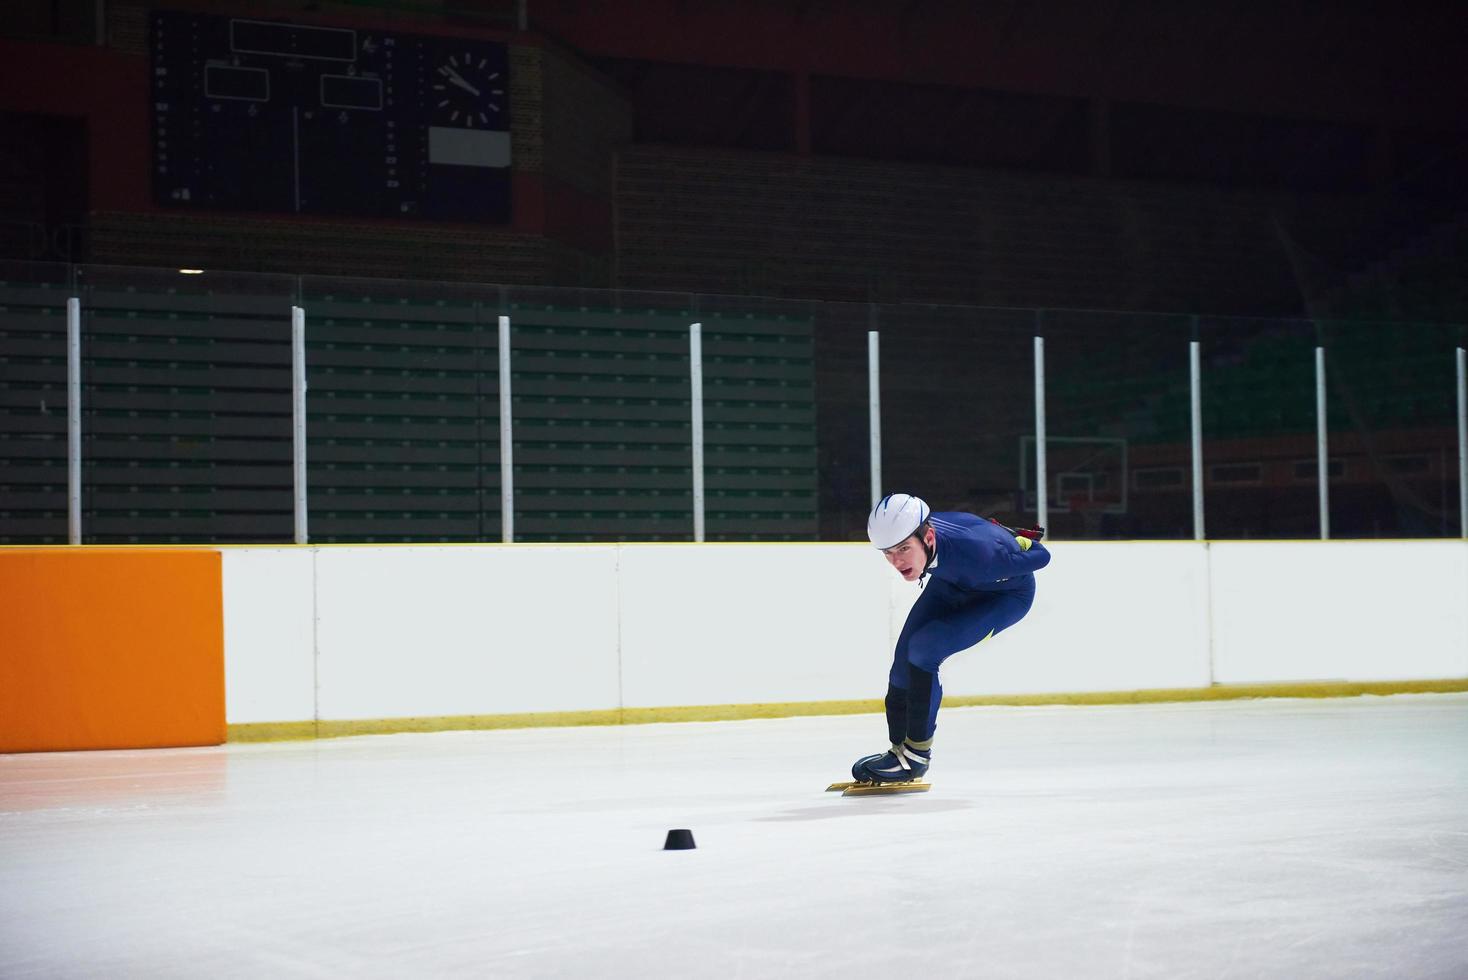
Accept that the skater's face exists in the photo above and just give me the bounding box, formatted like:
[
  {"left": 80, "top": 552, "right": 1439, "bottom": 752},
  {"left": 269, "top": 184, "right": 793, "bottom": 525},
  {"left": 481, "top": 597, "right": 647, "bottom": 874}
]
[{"left": 882, "top": 526, "right": 934, "bottom": 581}]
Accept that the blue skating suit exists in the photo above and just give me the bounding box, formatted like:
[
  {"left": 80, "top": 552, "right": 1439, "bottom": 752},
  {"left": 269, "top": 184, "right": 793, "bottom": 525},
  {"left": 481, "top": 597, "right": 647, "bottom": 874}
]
[{"left": 888, "top": 512, "right": 1051, "bottom": 746}]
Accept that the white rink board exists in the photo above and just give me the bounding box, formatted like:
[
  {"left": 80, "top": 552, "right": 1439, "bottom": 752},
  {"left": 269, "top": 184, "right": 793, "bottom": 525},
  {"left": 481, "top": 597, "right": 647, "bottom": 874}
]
[
  {"left": 936, "top": 542, "right": 1213, "bottom": 696},
  {"left": 313, "top": 546, "right": 622, "bottom": 720},
  {"left": 221, "top": 549, "right": 317, "bottom": 725},
  {"left": 618, "top": 544, "right": 890, "bottom": 706},
  {"left": 1209, "top": 541, "right": 1468, "bottom": 684},
  {"left": 218, "top": 541, "right": 1468, "bottom": 726}
]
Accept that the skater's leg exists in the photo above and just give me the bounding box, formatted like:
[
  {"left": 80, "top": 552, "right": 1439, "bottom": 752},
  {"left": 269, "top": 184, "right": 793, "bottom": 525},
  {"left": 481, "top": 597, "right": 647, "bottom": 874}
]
[
  {"left": 904, "top": 662, "right": 942, "bottom": 744},
  {"left": 851, "top": 589, "right": 942, "bottom": 779},
  {"left": 884, "top": 585, "right": 948, "bottom": 742},
  {"left": 859, "top": 585, "right": 1036, "bottom": 783},
  {"left": 883, "top": 684, "right": 907, "bottom": 746},
  {"left": 904, "top": 584, "right": 1036, "bottom": 742},
  {"left": 853, "top": 589, "right": 951, "bottom": 782}
]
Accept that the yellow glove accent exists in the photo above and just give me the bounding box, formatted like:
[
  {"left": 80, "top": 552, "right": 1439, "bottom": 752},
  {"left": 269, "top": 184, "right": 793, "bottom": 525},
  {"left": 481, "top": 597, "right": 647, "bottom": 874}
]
[{"left": 1015, "top": 534, "right": 1032, "bottom": 551}]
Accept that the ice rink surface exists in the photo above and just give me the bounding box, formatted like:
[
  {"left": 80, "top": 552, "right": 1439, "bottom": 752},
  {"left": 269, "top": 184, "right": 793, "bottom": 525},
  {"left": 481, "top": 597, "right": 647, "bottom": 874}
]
[{"left": 3, "top": 693, "right": 1467, "bottom": 979}]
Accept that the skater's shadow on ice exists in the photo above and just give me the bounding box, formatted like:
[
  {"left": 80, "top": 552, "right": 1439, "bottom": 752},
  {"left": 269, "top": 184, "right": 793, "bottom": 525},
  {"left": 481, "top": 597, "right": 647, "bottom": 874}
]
[{"left": 757, "top": 798, "right": 973, "bottom": 822}]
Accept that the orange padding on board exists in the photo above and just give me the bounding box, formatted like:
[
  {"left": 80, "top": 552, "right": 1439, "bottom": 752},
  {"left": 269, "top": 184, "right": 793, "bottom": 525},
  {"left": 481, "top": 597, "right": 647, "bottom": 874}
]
[{"left": 0, "top": 549, "right": 225, "bottom": 753}]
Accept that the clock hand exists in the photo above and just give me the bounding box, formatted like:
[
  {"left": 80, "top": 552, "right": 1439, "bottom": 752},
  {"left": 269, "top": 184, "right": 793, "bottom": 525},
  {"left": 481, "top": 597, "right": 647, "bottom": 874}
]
[
  {"left": 450, "top": 75, "right": 481, "bottom": 97},
  {"left": 442, "top": 65, "right": 481, "bottom": 97}
]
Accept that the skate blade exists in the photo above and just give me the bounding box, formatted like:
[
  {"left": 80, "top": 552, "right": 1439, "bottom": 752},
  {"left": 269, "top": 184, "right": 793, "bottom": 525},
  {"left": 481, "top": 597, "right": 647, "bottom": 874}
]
[{"left": 828, "top": 780, "right": 931, "bottom": 796}]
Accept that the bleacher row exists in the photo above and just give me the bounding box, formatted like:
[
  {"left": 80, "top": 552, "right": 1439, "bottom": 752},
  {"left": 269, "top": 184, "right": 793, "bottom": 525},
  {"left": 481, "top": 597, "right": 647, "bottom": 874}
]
[
  {"left": 5, "top": 269, "right": 1462, "bottom": 544},
  {"left": 0, "top": 277, "right": 817, "bottom": 544},
  {"left": 1042, "top": 317, "right": 1464, "bottom": 447}
]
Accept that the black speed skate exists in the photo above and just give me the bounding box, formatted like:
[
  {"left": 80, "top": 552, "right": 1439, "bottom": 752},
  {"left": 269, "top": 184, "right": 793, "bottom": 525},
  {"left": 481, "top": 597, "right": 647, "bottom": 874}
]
[
  {"left": 859, "top": 741, "right": 931, "bottom": 783},
  {"left": 826, "top": 743, "right": 933, "bottom": 796},
  {"left": 850, "top": 751, "right": 885, "bottom": 782}
]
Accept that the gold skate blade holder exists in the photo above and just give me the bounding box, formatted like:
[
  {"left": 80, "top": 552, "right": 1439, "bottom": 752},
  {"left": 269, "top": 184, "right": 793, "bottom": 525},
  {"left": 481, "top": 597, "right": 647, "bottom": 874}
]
[{"left": 826, "top": 780, "right": 931, "bottom": 796}]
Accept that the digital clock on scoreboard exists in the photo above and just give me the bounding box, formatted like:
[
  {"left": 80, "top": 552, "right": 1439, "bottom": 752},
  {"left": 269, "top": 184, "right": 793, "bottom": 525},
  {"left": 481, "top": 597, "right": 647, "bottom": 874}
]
[{"left": 151, "top": 10, "right": 511, "bottom": 222}]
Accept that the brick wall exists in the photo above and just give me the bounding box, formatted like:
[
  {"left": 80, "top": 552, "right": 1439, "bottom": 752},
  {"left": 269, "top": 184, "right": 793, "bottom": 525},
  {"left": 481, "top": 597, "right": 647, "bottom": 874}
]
[
  {"left": 87, "top": 211, "right": 551, "bottom": 284},
  {"left": 614, "top": 146, "right": 1369, "bottom": 316},
  {"left": 536, "top": 44, "right": 631, "bottom": 281},
  {"left": 540, "top": 45, "right": 632, "bottom": 201},
  {"left": 508, "top": 43, "right": 545, "bottom": 176}
]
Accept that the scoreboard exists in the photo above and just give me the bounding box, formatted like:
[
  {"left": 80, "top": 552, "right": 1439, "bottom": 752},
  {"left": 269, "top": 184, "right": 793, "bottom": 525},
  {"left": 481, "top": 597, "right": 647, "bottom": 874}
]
[{"left": 151, "top": 10, "right": 512, "bottom": 222}]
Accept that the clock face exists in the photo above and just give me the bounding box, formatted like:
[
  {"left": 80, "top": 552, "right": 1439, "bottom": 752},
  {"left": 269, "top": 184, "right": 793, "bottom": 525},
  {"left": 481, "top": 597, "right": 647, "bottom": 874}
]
[{"left": 432, "top": 53, "right": 505, "bottom": 128}]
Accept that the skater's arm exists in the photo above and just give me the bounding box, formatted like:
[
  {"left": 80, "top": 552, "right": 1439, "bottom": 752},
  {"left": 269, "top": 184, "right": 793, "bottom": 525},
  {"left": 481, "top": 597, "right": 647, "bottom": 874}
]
[
  {"left": 935, "top": 531, "right": 1050, "bottom": 587},
  {"left": 1004, "top": 534, "right": 1050, "bottom": 573}
]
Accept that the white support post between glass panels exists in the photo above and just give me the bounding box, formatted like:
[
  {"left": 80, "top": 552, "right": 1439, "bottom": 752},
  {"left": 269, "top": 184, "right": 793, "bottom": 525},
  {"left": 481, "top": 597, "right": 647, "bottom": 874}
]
[
  {"left": 1190, "top": 339, "right": 1205, "bottom": 541},
  {"left": 689, "top": 322, "right": 705, "bottom": 542},
  {"left": 67, "top": 297, "right": 81, "bottom": 545},
  {"left": 1033, "top": 334, "right": 1048, "bottom": 531},
  {"left": 1316, "top": 345, "right": 1329, "bottom": 540},
  {"left": 499, "top": 315, "right": 514, "bottom": 543},
  {"left": 868, "top": 330, "right": 881, "bottom": 508},
  {"left": 291, "top": 305, "right": 308, "bottom": 545},
  {"left": 1458, "top": 346, "right": 1466, "bottom": 539}
]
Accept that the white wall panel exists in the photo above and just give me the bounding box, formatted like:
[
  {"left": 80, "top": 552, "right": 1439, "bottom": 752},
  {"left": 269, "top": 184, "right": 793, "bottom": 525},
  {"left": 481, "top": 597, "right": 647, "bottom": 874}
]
[
  {"left": 938, "top": 542, "right": 1213, "bottom": 695},
  {"left": 618, "top": 544, "right": 891, "bottom": 706},
  {"left": 1210, "top": 542, "right": 1468, "bottom": 683},
  {"left": 218, "top": 541, "right": 1467, "bottom": 728},
  {"left": 221, "top": 549, "right": 316, "bottom": 724},
  {"left": 313, "top": 546, "right": 621, "bottom": 719}
]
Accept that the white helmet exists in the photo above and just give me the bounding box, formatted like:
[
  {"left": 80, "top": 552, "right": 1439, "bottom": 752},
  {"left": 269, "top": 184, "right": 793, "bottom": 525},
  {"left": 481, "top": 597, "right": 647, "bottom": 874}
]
[{"left": 867, "top": 493, "right": 931, "bottom": 550}]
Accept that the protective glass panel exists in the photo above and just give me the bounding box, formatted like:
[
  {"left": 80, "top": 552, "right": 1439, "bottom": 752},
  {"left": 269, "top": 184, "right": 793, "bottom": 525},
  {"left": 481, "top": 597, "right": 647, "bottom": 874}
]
[
  {"left": 1318, "top": 317, "right": 1466, "bottom": 538},
  {"left": 694, "top": 293, "right": 818, "bottom": 541},
  {"left": 870, "top": 303, "right": 1037, "bottom": 534},
  {"left": 807, "top": 300, "right": 875, "bottom": 541},
  {"left": 74, "top": 264, "right": 298, "bottom": 544},
  {"left": 1041, "top": 310, "right": 1193, "bottom": 539},
  {"left": 300, "top": 273, "right": 504, "bottom": 543},
  {"left": 0, "top": 260, "right": 73, "bottom": 543},
  {"left": 504, "top": 285, "right": 697, "bottom": 542},
  {"left": 3, "top": 259, "right": 1461, "bottom": 545},
  {"left": 1197, "top": 316, "right": 1320, "bottom": 539}
]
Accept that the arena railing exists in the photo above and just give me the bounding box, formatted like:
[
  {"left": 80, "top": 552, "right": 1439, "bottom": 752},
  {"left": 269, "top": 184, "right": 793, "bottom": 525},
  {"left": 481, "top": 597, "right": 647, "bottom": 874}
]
[{"left": 1, "top": 260, "right": 1463, "bottom": 544}]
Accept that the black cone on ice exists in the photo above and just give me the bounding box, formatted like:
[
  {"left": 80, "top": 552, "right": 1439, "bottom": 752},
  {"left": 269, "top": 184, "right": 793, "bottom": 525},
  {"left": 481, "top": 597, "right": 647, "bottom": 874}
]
[{"left": 663, "top": 828, "right": 696, "bottom": 850}]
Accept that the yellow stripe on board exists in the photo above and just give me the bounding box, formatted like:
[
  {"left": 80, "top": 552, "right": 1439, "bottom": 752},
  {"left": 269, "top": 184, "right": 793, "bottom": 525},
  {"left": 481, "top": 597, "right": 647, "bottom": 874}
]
[
  {"left": 226, "top": 679, "right": 1468, "bottom": 744},
  {"left": 942, "top": 678, "right": 1468, "bottom": 708}
]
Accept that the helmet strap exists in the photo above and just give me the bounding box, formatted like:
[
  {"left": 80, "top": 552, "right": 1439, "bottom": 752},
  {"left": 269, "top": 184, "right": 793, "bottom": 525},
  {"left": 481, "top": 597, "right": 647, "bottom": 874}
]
[{"left": 916, "top": 525, "right": 935, "bottom": 583}]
